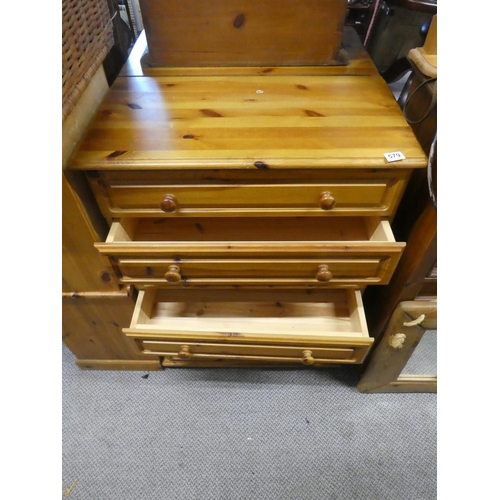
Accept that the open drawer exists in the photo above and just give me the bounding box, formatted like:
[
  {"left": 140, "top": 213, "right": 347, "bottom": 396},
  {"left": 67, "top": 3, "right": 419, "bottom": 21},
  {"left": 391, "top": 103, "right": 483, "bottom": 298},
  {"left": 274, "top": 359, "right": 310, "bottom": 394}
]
[
  {"left": 124, "top": 288, "right": 374, "bottom": 366},
  {"left": 96, "top": 216, "right": 405, "bottom": 287}
]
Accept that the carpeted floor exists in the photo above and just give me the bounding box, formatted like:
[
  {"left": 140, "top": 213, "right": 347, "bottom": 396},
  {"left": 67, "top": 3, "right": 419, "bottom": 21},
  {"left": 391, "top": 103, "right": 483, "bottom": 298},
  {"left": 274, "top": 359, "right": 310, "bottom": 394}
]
[{"left": 62, "top": 343, "right": 436, "bottom": 500}]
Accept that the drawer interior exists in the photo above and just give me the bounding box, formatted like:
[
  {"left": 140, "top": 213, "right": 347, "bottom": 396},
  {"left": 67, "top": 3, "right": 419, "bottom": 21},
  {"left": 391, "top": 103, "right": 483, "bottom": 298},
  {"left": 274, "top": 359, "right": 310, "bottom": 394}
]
[
  {"left": 125, "top": 288, "right": 371, "bottom": 343},
  {"left": 98, "top": 216, "right": 404, "bottom": 286},
  {"left": 106, "top": 216, "right": 395, "bottom": 244}
]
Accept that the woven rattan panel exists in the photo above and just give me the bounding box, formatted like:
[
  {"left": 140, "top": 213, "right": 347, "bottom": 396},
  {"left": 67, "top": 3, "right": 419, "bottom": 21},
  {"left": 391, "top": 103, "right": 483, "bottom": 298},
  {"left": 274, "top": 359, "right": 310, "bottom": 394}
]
[{"left": 62, "top": 0, "right": 114, "bottom": 122}]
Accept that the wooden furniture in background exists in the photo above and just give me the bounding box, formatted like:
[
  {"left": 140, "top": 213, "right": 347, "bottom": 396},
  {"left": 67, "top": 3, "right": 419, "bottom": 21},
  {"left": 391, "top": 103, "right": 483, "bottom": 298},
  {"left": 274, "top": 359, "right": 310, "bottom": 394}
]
[
  {"left": 365, "top": 0, "right": 437, "bottom": 74},
  {"left": 62, "top": 1, "right": 162, "bottom": 371},
  {"left": 359, "top": 16, "right": 436, "bottom": 389},
  {"left": 139, "top": 0, "right": 348, "bottom": 67},
  {"left": 357, "top": 300, "right": 437, "bottom": 392},
  {"left": 62, "top": 288, "right": 160, "bottom": 370},
  {"left": 64, "top": 27, "right": 427, "bottom": 369}
]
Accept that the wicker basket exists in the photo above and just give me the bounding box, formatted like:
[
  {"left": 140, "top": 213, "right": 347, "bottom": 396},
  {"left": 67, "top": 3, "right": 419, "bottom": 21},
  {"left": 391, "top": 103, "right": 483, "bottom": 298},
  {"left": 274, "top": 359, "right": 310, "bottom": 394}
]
[{"left": 62, "top": 0, "right": 114, "bottom": 122}]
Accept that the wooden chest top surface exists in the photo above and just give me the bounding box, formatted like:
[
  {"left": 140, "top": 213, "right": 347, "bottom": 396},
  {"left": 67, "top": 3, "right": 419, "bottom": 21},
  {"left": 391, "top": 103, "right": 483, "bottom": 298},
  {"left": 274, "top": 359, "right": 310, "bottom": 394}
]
[{"left": 68, "top": 73, "right": 426, "bottom": 171}]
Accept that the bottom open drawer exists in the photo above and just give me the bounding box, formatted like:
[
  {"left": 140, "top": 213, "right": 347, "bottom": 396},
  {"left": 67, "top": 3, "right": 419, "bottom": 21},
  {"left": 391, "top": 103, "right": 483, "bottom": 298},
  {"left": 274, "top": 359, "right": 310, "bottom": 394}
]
[{"left": 124, "top": 288, "right": 373, "bottom": 366}]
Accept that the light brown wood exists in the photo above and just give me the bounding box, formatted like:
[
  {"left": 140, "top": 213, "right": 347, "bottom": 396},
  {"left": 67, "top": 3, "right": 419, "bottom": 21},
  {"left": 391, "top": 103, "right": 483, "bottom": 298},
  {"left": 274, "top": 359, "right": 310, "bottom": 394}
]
[
  {"left": 102, "top": 216, "right": 395, "bottom": 245},
  {"left": 423, "top": 15, "right": 437, "bottom": 56},
  {"left": 63, "top": 66, "right": 109, "bottom": 166},
  {"left": 62, "top": 173, "right": 118, "bottom": 292},
  {"left": 364, "top": 190, "right": 437, "bottom": 341},
  {"left": 357, "top": 300, "right": 437, "bottom": 393},
  {"left": 67, "top": 73, "right": 427, "bottom": 172},
  {"left": 62, "top": 291, "right": 131, "bottom": 299},
  {"left": 301, "top": 350, "right": 315, "bottom": 365},
  {"left": 62, "top": 287, "right": 158, "bottom": 362},
  {"left": 63, "top": 25, "right": 426, "bottom": 370},
  {"left": 177, "top": 345, "right": 192, "bottom": 359},
  {"left": 141, "top": 342, "right": 354, "bottom": 362},
  {"left": 96, "top": 217, "right": 404, "bottom": 287},
  {"left": 319, "top": 192, "right": 336, "bottom": 210},
  {"left": 123, "top": 288, "right": 373, "bottom": 365},
  {"left": 120, "top": 27, "right": 380, "bottom": 78},
  {"left": 381, "top": 375, "right": 437, "bottom": 393},
  {"left": 139, "top": 0, "right": 347, "bottom": 67},
  {"left": 119, "top": 259, "right": 382, "bottom": 283},
  {"left": 89, "top": 169, "right": 411, "bottom": 220},
  {"left": 164, "top": 265, "right": 181, "bottom": 283}
]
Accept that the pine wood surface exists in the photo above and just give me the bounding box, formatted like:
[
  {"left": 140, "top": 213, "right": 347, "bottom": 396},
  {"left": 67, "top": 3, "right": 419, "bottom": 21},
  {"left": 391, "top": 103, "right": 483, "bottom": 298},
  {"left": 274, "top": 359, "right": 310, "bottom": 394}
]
[
  {"left": 62, "top": 288, "right": 158, "bottom": 362},
  {"left": 124, "top": 288, "right": 373, "bottom": 365},
  {"left": 142, "top": 342, "right": 355, "bottom": 358},
  {"left": 104, "top": 216, "right": 394, "bottom": 243},
  {"left": 139, "top": 0, "right": 347, "bottom": 67},
  {"left": 97, "top": 217, "right": 403, "bottom": 287},
  {"left": 120, "top": 27, "right": 379, "bottom": 77},
  {"left": 90, "top": 168, "right": 410, "bottom": 220},
  {"left": 63, "top": 26, "right": 426, "bottom": 369},
  {"left": 357, "top": 300, "right": 437, "bottom": 393},
  {"left": 62, "top": 173, "right": 118, "bottom": 292},
  {"left": 68, "top": 73, "right": 427, "bottom": 171}
]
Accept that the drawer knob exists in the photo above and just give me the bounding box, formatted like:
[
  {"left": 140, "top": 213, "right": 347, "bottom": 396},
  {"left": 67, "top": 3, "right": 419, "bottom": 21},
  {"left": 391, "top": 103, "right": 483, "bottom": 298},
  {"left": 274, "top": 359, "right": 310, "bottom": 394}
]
[
  {"left": 178, "top": 345, "right": 191, "bottom": 359},
  {"left": 316, "top": 264, "right": 333, "bottom": 282},
  {"left": 165, "top": 265, "right": 181, "bottom": 283},
  {"left": 160, "top": 194, "right": 177, "bottom": 212},
  {"left": 302, "top": 350, "right": 315, "bottom": 365},
  {"left": 319, "top": 191, "right": 336, "bottom": 210}
]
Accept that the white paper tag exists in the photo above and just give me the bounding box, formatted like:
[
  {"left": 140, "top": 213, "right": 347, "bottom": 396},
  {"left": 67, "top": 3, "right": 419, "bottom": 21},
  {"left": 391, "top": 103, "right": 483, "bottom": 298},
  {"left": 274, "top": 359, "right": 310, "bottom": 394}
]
[{"left": 384, "top": 151, "right": 406, "bottom": 163}]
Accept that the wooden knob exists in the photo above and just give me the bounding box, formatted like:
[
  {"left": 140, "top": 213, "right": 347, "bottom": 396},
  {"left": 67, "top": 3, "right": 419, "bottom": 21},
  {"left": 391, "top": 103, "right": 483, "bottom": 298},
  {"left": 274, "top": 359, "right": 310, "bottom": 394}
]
[
  {"left": 160, "top": 194, "right": 177, "bottom": 212},
  {"left": 178, "top": 345, "right": 191, "bottom": 359},
  {"left": 165, "top": 265, "right": 181, "bottom": 283},
  {"left": 316, "top": 264, "right": 333, "bottom": 282},
  {"left": 302, "top": 350, "right": 315, "bottom": 365},
  {"left": 319, "top": 191, "right": 335, "bottom": 210}
]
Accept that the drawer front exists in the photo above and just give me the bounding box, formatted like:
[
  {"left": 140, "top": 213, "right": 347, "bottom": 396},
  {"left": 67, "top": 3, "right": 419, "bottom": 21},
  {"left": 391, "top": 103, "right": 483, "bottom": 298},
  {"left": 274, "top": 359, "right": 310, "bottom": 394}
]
[
  {"left": 137, "top": 340, "right": 367, "bottom": 365},
  {"left": 89, "top": 170, "right": 410, "bottom": 219},
  {"left": 115, "top": 258, "right": 390, "bottom": 286}
]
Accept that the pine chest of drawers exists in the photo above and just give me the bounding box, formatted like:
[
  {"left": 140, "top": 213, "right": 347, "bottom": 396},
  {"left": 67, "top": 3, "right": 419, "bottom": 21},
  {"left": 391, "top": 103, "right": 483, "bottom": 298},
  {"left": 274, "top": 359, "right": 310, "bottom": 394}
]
[{"left": 67, "top": 46, "right": 427, "bottom": 369}]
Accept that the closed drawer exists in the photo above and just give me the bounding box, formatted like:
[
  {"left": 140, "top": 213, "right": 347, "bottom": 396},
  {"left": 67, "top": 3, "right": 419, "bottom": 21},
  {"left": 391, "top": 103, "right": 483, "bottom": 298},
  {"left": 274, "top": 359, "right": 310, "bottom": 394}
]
[
  {"left": 88, "top": 169, "right": 410, "bottom": 219},
  {"left": 124, "top": 288, "right": 374, "bottom": 365},
  {"left": 96, "top": 216, "right": 405, "bottom": 287}
]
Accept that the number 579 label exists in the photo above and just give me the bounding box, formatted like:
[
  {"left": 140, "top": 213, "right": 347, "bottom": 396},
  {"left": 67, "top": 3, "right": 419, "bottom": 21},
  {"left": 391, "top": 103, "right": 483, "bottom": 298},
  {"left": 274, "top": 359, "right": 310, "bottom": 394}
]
[{"left": 384, "top": 151, "right": 406, "bottom": 162}]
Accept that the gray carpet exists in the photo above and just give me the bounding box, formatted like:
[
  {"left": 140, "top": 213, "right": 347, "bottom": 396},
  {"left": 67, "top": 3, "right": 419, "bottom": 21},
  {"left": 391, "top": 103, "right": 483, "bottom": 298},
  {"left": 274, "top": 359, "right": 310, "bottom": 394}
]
[
  {"left": 402, "top": 330, "right": 437, "bottom": 375},
  {"left": 62, "top": 343, "right": 436, "bottom": 500}
]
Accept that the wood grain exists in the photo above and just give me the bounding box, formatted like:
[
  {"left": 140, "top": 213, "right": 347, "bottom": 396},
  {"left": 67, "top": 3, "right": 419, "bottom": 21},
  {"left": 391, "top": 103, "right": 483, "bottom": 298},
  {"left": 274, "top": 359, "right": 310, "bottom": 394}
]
[
  {"left": 89, "top": 168, "right": 410, "bottom": 221},
  {"left": 139, "top": 0, "right": 347, "bottom": 67},
  {"left": 62, "top": 287, "right": 158, "bottom": 362},
  {"left": 96, "top": 217, "right": 404, "bottom": 286},
  {"left": 124, "top": 288, "right": 373, "bottom": 364},
  {"left": 357, "top": 300, "right": 437, "bottom": 393},
  {"left": 62, "top": 173, "right": 118, "bottom": 292},
  {"left": 68, "top": 74, "right": 427, "bottom": 171},
  {"left": 121, "top": 27, "right": 380, "bottom": 77}
]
